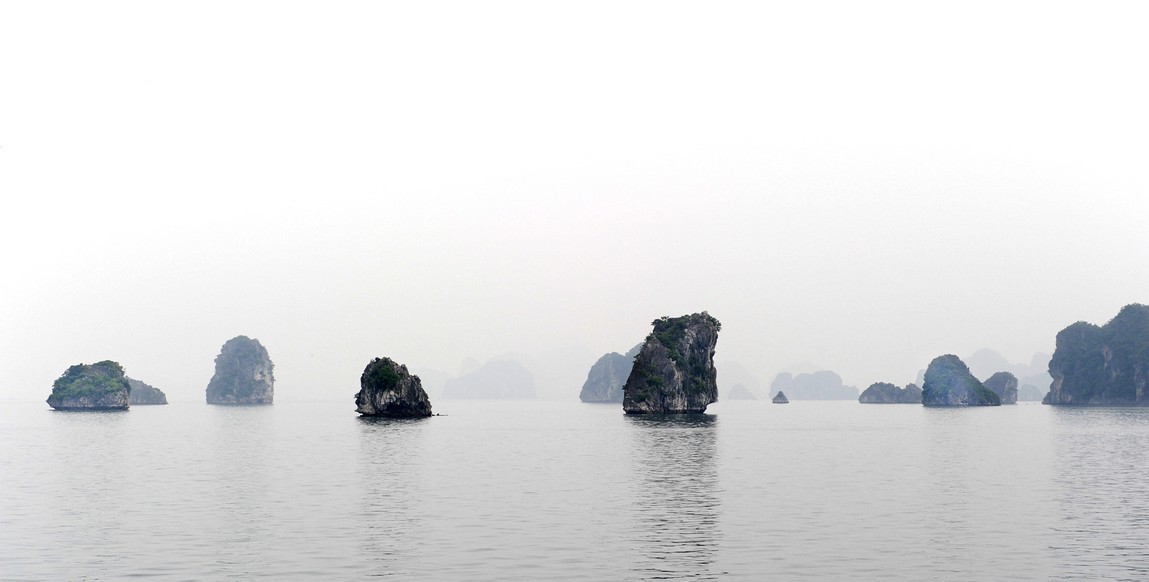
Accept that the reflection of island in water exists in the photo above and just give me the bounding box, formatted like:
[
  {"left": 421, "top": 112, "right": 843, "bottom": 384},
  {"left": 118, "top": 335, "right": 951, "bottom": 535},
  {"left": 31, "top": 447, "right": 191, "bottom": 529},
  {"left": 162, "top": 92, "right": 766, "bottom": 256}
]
[
  {"left": 625, "top": 414, "right": 722, "bottom": 580},
  {"left": 356, "top": 417, "right": 431, "bottom": 576}
]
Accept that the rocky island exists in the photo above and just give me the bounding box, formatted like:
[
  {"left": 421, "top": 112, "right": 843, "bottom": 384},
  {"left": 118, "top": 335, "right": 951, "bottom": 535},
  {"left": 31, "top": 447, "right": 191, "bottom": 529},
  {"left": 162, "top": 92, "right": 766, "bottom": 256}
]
[
  {"left": 47, "top": 360, "right": 131, "bottom": 410},
  {"left": 622, "top": 312, "right": 721, "bottom": 414},
  {"left": 772, "top": 391, "right": 789, "bottom": 404},
  {"left": 579, "top": 345, "right": 640, "bottom": 403},
  {"left": 355, "top": 357, "right": 433, "bottom": 417},
  {"left": 206, "top": 335, "right": 274, "bottom": 405},
  {"left": 982, "top": 372, "right": 1018, "bottom": 405},
  {"left": 921, "top": 354, "right": 1000, "bottom": 407},
  {"left": 1045, "top": 303, "right": 1149, "bottom": 405},
  {"left": 127, "top": 377, "right": 168, "bottom": 405},
  {"left": 858, "top": 382, "right": 922, "bottom": 404}
]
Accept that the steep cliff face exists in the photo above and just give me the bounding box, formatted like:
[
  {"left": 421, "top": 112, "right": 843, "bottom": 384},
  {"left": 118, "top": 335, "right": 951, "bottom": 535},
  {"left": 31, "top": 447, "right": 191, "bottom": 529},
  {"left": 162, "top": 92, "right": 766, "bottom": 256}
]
[
  {"left": 622, "top": 312, "right": 720, "bottom": 414},
  {"left": 921, "top": 355, "right": 1000, "bottom": 407},
  {"left": 1046, "top": 304, "right": 1149, "bottom": 405},
  {"left": 127, "top": 377, "right": 168, "bottom": 405},
  {"left": 858, "top": 382, "right": 922, "bottom": 404},
  {"left": 579, "top": 346, "right": 640, "bottom": 403},
  {"left": 206, "top": 336, "right": 274, "bottom": 405},
  {"left": 355, "top": 357, "right": 433, "bottom": 417},
  {"left": 982, "top": 372, "right": 1018, "bottom": 405},
  {"left": 47, "top": 360, "right": 131, "bottom": 410}
]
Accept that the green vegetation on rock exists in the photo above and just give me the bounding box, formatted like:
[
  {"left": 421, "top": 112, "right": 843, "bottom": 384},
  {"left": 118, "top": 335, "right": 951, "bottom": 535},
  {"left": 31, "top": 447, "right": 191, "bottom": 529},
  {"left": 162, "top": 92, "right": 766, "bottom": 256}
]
[{"left": 47, "top": 360, "right": 131, "bottom": 410}]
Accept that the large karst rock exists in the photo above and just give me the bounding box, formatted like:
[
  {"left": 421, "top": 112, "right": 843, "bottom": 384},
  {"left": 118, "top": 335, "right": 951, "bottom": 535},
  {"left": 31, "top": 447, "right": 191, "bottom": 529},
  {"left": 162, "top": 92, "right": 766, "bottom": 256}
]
[
  {"left": 858, "top": 382, "right": 922, "bottom": 404},
  {"left": 127, "top": 377, "right": 168, "bottom": 405},
  {"left": 921, "top": 354, "right": 1001, "bottom": 407},
  {"left": 355, "top": 357, "right": 433, "bottom": 417},
  {"left": 47, "top": 360, "right": 131, "bottom": 410},
  {"left": 579, "top": 345, "right": 640, "bottom": 403},
  {"left": 206, "top": 335, "right": 274, "bottom": 405},
  {"left": 1045, "top": 303, "right": 1149, "bottom": 405},
  {"left": 982, "top": 372, "right": 1018, "bottom": 405},
  {"left": 622, "top": 312, "right": 721, "bottom": 414}
]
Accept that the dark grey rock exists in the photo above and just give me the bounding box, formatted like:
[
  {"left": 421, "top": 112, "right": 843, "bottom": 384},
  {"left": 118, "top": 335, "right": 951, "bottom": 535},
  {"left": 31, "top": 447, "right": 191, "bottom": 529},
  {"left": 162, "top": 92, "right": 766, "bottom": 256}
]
[
  {"left": 982, "top": 372, "right": 1019, "bottom": 404},
  {"left": 127, "top": 377, "right": 168, "bottom": 405},
  {"left": 772, "top": 391, "right": 789, "bottom": 404},
  {"left": 355, "top": 357, "right": 432, "bottom": 417},
  {"left": 622, "top": 312, "right": 721, "bottom": 414},
  {"left": 206, "top": 336, "right": 274, "bottom": 405},
  {"left": 1046, "top": 304, "right": 1149, "bottom": 405},
  {"left": 921, "top": 354, "right": 1001, "bottom": 407},
  {"left": 47, "top": 360, "right": 130, "bottom": 410},
  {"left": 858, "top": 382, "right": 922, "bottom": 404}
]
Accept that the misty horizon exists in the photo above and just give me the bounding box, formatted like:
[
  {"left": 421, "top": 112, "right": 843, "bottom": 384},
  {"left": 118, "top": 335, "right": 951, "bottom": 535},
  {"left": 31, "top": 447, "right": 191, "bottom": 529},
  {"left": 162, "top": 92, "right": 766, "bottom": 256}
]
[{"left": 3, "top": 3, "right": 1147, "bottom": 404}]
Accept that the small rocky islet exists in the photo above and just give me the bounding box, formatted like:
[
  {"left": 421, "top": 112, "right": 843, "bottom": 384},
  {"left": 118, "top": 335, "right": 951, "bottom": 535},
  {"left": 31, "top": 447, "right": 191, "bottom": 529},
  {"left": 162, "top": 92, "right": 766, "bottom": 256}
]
[
  {"left": 355, "top": 357, "right": 433, "bottom": 417},
  {"left": 921, "top": 354, "right": 1001, "bottom": 407},
  {"left": 128, "top": 377, "right": 168, "bottom": 405},
  {"left": 46, "top": 360, "right": 132, "bottom": 411},
  {"left": 858, "top": 382, "right": 922, "bottom": 404},
  {"left": 622, "top": 312, "right": 721, "bottom": 414},
  {"left": 206, "top": 335, "right": 274, "bottom": 405},
  {"left": 578, "top": 345, "right": 641, "bottom": 404}
]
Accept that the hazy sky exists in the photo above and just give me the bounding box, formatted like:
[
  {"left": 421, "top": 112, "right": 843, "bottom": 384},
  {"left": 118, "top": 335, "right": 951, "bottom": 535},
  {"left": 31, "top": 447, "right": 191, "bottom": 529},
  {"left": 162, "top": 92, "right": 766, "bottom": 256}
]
[{"left": 3, "top": 2, "right": 1147, "bottom": 402}]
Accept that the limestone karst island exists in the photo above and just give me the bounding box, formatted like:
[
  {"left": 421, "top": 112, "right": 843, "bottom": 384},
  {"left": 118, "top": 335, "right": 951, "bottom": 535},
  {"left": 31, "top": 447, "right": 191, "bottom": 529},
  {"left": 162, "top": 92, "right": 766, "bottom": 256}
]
[
  {"left": 1045, "top": 303, "right": 1149, "bottom": 405},
  {"left": 205, "top": 335, "right": 274, "bottom": 405},
  {"left": 355, "top": 357, "right": 433, "bottom": 417},
  {"left": 622, "top": 312, "right": 721, "bottom": 414},
  {"left": 46, "top": 360, "right": 131, "bottom": 411},
  {"left": 921, "top": 354, "right": 1001, "bottom": 407}
]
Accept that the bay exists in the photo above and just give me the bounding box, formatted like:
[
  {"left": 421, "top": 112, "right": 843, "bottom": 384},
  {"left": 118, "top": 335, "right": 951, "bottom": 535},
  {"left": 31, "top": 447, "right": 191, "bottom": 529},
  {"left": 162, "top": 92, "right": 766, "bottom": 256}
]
[{"left": 2, "top": 398, "right": 1149, "bottom": 580}]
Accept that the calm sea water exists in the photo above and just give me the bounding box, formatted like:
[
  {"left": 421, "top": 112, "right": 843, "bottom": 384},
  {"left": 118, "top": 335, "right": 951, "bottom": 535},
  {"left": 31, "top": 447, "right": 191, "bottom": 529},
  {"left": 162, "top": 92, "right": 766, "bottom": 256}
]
[{"left": 2, "top": 398, "right": 1149, "bottom": 580}]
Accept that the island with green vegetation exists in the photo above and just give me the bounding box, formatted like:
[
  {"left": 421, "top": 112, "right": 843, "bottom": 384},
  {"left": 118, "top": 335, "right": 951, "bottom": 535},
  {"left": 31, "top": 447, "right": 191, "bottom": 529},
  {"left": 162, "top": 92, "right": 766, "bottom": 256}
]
[
  {"left": 47, "top": 360, "right": 131, "bottom": 410},
  {"left": 622, "top": 312, "right": 721, "bottom": 414},
  {"left": 206, "top": 335, "right": 274, "bottom": 405},
  {"left": 1045, "top": 303, "right": 1149, "bottom": 405},
  {"left": 921, "top": 354, "right": 1000, "bottom": 407},
  {"left": 355, "top": 357, "right": 433, "bottom": 417}
]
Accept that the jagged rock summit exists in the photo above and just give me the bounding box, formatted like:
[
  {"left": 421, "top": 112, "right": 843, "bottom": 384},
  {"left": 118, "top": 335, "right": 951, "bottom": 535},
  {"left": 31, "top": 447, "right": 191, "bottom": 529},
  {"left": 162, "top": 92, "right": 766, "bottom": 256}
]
[
  {"left": 206, "top": 335, "right": 274, "bottom": 405},
  {"left": 1046, "top": 303, "right": 1149, "bottom": 405},
  {"left": 982, "top": 372, "right": 1018, "bottom": 405},
  {"left": 921, "top": 354, "right": 1001, "bottom": 407},
  {"left": 47, "top": 360, "right": 131, "bottom": 410},
  {"left": 622, "top": 312, "right": 721, "bottom": 414},
  {"left": 772, "top": 391, "right": 789, "bottom": 404},
  {"left": 355, "top": 357, "right": 433, "bottom": 417},
  {"left": 579, "top": 345, "right": 640, "bottom": 403},
  {"left": 858, "top": 382, "right": 922, "bottom": 404},
  {"left": 127, "top": 377, "right": 168, "bottom": 405}
]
